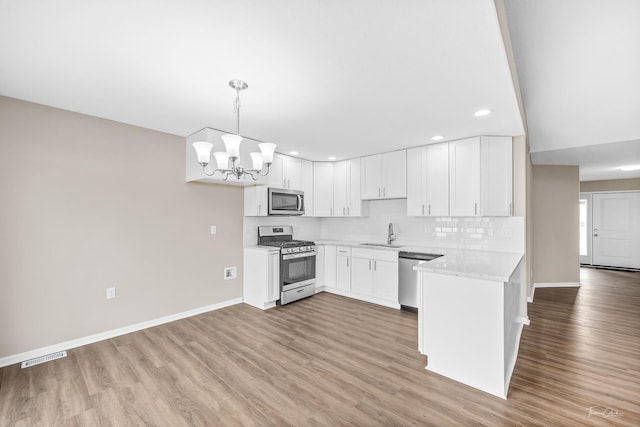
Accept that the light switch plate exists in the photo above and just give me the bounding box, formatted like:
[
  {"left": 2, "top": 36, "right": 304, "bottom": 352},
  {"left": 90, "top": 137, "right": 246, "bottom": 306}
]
[
  {"left": 106, "top": 287, "right": 116, "bottom": 299},
  {"left": 210, "top": 226, "right": 217, "bottom": 235}
]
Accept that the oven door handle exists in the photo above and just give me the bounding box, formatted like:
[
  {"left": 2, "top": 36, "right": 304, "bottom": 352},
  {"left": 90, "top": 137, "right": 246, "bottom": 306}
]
[{"left": 282, "top": 250, "right": 317, "bottom": 261}]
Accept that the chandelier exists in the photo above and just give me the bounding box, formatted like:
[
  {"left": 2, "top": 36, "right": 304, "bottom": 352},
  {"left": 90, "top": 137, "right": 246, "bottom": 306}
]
[{"left": 192, "top": 80, "right": 276, "bottom": 181}]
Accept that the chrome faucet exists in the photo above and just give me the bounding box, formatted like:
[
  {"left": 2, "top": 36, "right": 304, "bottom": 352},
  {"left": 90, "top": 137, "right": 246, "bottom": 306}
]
[{"left": 387, "top": 222, "right": 396, "bottom": 245}]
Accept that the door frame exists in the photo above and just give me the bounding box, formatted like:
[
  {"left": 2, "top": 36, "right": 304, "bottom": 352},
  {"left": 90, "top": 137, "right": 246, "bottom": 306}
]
[{"left": 579, "top": 192, "right": 592, "bottom": 265}]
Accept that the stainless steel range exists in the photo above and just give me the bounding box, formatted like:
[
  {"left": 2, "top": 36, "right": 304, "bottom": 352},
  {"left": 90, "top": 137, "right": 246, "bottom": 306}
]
[{"left": 258, "top": 226, "right": 316, "bottom": 305}]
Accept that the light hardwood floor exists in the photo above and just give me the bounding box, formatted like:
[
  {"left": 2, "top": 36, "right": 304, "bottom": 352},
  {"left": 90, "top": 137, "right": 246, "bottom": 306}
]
[{"left": 1, "top": 267, "right": 639, "bottom": 426}]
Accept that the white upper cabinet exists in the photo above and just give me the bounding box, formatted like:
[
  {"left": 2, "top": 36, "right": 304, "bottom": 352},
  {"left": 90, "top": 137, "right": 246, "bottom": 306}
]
[
  {"left": 426, "top": 143, "right": 450, "bottom": 216},
  {"left": 244, "top": 185, "right": 268, "bottom": 216},
  {"left": 313, "top": 162, "right": 335, "bottom": 217},
  {"left": 449, "top": 137, "right": 481, "bottom": 217},
  {"left": 406, "top": 146, "right": 427, "bottom": 216},
  {"left": 407, "top": 143, "right": 449, "bottom": 216},
  {"left": 300, "top": 159, "right": 314, "bottom": 216},
  {"left": 361, "top": 150, "right": 407, "bottom": 200},
  {"left": 481, "top": 137, "right": 513, "bottom": 216},
  {"left": 333, "top": 158, "right": 362, "bottom": 217},
  {"left": 268, "top": 154, "right": 302, "bottom": 190}
]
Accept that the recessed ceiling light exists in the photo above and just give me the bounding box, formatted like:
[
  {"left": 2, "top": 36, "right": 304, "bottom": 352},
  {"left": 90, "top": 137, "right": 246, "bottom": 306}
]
[
  {"left": 474, "top": 109, "right": 492, "bottom": 117},
  {"left": 328, "top": 156, "right": 337, "bottom": 160},
  {"left": 289, "top": 151, "right": 299, "bottom": 156},
  {"left": 619, "top": 164, "right": 640, "bottom": 171},
  {"left": 431, "top": 135, "right": 444, "bottom": 141}
]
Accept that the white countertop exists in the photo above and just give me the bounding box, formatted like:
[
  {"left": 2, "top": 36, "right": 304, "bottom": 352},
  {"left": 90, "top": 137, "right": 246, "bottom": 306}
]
[
  {"left": 412, "top": 249, "right": 523, "bottom": 283},
  {"left": 313, "top": 241, "right": 523, "bottom": 282}
]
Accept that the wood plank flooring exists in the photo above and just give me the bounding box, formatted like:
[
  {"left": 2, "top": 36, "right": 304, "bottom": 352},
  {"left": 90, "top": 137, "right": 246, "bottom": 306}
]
[{"left": 1, "top": 267, "right": 639, "bottom": 426}]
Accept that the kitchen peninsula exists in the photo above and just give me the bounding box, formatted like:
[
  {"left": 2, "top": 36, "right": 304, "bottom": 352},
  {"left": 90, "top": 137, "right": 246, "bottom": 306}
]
[{"left": 415, "top": 250, "right": 525, "bottom": 399}]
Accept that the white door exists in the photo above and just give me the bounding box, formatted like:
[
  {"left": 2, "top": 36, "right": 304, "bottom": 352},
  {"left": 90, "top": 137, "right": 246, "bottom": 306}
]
[
  {"left": 381, "top": 150, "right": 407, "bottom": 198},
  {"left": 372, "top": 260, "right": 398, "bottom": 302},
  {"left": 406, "top": 146, "right": 427, "bottom": 216},
  {"left": 449, "top": 138, "right": 480, "bottom": 217},
  {"left": 351, "top": 257, "right": 373, "bottom": 295},
  {"left": 361, "top": 154, "right": 383, "bottom": 199},
  {"left": 579, "top": 193, "right": 592, "bottom": 265},
  {"left": 592, "top": 192, "right": 640, "bottom": 268},
  {"left": 426, "top": 142, "right": 449, "bottom": 216},
  {"left": 333, "top": 161, "right": 348, "bottom": 216}
]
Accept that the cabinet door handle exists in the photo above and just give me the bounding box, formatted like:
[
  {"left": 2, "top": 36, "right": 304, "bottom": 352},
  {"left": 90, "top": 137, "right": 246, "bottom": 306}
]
[
  {"left": 258, "top": 204, "right": 261, "bottom": 215},
  {"left": 422, "top": 204, "right": 425, "bottom": 215},
  {"left": 330, "top": 207, "right": 333, "bottom": 216},
  {"left": 374, "top": 260, "right": 377, "bottom": 271},
  {"left": 369, "top": 260, "right": 371, "bottom": 270},
  {"left": 383, "top": 187, "right": 386, "bottom": 197},
  {"left": 378, "top": 188, "right": 381, "bottom": 197},
  {"left": 428, "top": 204, "right": 431, "bottom": 215},
  {"left": 347, "top": 258, "right": 349, "bottom": 267},
  {"left": 343, "top": 207, "right": 346, "bottom": 215},
  {"left": 475, "top": 203, "right": 478, "bottom": 216},
  {"left": 347, "top": 207, "right": 350, "bottom": 216}
]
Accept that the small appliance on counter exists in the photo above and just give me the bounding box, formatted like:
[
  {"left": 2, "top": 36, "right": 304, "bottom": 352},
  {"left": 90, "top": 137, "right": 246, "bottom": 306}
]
[{"left": 258, "top": 226, "right": 316, "bottom": 305}]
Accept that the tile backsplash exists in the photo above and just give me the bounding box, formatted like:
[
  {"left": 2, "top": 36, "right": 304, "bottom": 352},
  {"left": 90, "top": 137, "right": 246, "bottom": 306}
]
[{"left": 245, "top": 199, "right": 524, "bottom": 253}]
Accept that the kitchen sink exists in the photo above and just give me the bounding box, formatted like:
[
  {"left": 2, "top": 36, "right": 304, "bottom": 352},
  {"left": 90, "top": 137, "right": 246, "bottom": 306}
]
[{"left": 360, "top": 243, "right": 404, "bottom": 248}]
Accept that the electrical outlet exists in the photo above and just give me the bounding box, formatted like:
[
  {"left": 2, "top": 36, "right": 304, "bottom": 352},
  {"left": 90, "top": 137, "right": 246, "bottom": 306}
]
[
  {"left": 106, "top": 287, "right": 116, "bottom": 299},
  {"left": 210, "top": 225, "right": 217, "bottom": 235},
  {"left": 223, "top": 266, "right": 237, "bottom": 280}
]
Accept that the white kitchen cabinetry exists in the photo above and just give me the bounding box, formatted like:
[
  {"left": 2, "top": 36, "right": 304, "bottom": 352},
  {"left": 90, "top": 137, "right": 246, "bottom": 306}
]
[
  {"left": 301, "top": 159, "right": 314, "bottom": 216},
  {"left": 243, "top": 247, "right": 280, "bottom": 310},
  {"left": 323, "top": 245, "right": 337, "bottom": 289},
  {"left": 449, "top": 137, "right": 481, "bottom": 217},
  {"left": 350, "top": 247, "right": 399, "bottom": 306},
  {"left": 268, "top": 154, "right": 302, "bottom": 190},
  {"left": 336, "top": 246, "right": 352, "bottom": 291},
  {"left": 244, "top": 185, "right": 268, "bottom": 216},
  {"left": 361, "top": 150, "right": 407, "bottom": 200},
  {"left": 481, "top": 137, "right": 512, "bottom": 216},
  {"left": 407, "top": 143, "right": 450, "bottom": 216},
  {"left": 333, "top": 159, "right": 362, "bottom": 217},
  {"left": 313, "top": 162, "right": 335, "bottom": 217}
]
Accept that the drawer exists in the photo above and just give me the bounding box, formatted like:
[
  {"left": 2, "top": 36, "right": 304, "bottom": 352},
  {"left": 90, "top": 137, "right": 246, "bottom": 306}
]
[{"left": 336, "top": 246, "right": 352, "bottom": 256}]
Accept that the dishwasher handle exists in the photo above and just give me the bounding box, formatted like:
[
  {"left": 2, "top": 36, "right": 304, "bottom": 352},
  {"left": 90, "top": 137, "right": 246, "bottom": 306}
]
[{"left": 399, "top": 251, "right": 443, "bottom": 261}]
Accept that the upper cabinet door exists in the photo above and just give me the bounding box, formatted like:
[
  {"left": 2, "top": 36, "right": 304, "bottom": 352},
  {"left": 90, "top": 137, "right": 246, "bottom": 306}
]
[
  {"left": 313, "top": 162, "right": 335, "bottom": 217},
  {"left": 382, "top": 150, "right": 407, "bottom": 199},
  {"left": 425, "top": 143, "right": 449, "bottom": 216},
  {"left": 361, "top": 155, "right": 383, "bottom": 199},
  {"left": 284, "top": 156, "right": 302, "bottom": 190},
  {"left": 480, "top": 137, "right": 512, "bottom": 216},
  {"left": 348, "top": 158, "right": 362, "bottom": 216},
  {"left": 301, "top": 159, "right": 314, "bottom": 217},
  {"left": 267, "top": 154, "right": 285, "bottom": 188},
  {"left": 333, "top": 160, "right": 349, "bottom": 217},
  {"left": 449, "top": 137, "right": 480, "bottom": 217},
  {"left": 406, "top": 146, "right": 427, "bottom": 216}
]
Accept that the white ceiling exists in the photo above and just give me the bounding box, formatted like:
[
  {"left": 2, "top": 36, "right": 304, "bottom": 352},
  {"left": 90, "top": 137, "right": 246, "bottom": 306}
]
[
  {"left": 504, "top": 0, "right": 640, "bottom": 181},
  {"left": 0, "top": 0, "right": 523, "bottom": 161}
]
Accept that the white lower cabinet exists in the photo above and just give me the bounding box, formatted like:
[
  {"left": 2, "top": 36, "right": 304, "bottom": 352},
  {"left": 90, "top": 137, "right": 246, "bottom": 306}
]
[
  {"left": 323, "top": 245, "right": 337, "bottom": 289},
  {"left": 336, "top": 246, "right": 352, "bottom": 291},
  {"left": 243, "top": 248, "right": 280, "bottom": 310},
  {"left": 349, "top": 247, "right": 399, "bottom": 307}
]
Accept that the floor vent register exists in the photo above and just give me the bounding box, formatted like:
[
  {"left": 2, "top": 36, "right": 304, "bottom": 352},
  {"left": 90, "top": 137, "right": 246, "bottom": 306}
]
[{"left": 21, "top": 351, "right": 67, "bottom": 368}]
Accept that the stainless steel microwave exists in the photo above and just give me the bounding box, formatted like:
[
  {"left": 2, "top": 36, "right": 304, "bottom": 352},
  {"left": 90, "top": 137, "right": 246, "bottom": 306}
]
[{"left": 268, "top": 188, "right": 304, "bottom": 215}]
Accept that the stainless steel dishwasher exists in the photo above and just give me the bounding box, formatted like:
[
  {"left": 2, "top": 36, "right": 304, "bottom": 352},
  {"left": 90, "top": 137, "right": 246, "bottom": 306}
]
[{"left": 398, "top": 251, "right": 443, "bottom": 311}]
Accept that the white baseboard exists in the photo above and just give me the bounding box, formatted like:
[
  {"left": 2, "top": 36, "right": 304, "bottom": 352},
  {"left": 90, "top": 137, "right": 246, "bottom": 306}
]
[
  {"left": 322, "top": 288, "right": 400, "bottom": 310},
  {"left": 0, "top": 297, "right": 243, "bottom": 369},
  {"left": 527, "top": 282, "right": 581, "bottom": 303},
  {"left": 533, "top": 282, "right": 581, "bottom": 288}
]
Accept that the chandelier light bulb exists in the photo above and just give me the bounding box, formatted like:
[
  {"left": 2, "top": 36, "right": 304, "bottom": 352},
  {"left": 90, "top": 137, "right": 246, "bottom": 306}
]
[{"left": 192, "top": 141, "right": 213, "bottom": 165}]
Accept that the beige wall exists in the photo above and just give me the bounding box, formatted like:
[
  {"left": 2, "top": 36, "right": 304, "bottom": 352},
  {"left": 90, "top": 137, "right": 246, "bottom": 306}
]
[
  {"left": 531, "top": 165, "right": 580, "bottom": 283},
  {"left": 0, "top": 97, "right": 244, "bottom": 359},
  {"left": 580, "top": 178, "right": 640, "bottom": 192}
]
